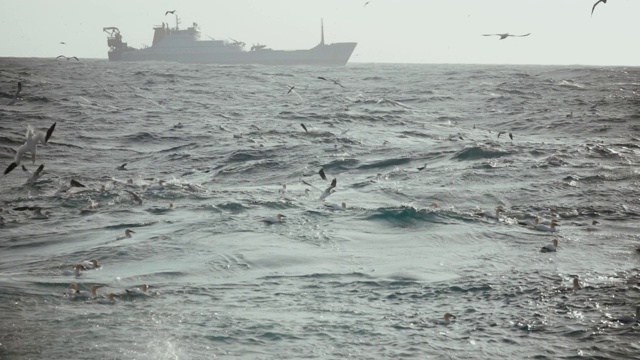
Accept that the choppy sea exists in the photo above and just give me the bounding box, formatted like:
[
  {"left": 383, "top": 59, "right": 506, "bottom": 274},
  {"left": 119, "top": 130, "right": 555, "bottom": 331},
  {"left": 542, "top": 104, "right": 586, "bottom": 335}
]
[{"left": 1, "top": 57, "right": 640, "bottom": 359}]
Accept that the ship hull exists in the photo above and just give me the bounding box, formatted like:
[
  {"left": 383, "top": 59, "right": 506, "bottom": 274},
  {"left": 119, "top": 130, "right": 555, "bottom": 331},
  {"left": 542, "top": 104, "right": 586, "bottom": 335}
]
[{"left": 109, "top": 42, "right": 357, "bottom": 66}]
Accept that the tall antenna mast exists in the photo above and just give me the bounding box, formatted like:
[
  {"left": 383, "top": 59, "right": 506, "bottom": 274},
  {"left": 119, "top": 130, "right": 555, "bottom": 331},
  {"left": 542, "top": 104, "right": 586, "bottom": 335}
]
[{"left": 320, "top": 18, "right": 325, "bottom": 45}]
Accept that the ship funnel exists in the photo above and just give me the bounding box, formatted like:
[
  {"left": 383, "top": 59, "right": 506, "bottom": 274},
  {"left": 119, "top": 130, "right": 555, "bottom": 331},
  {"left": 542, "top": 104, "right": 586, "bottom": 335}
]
[{"left": 320, "top": 19, "right": 325, "bottom": 46}]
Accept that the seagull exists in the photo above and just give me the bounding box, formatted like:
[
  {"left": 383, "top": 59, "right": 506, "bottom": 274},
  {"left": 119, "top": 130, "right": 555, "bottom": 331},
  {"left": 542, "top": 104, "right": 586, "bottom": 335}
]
[
  {"left": 364, "top": 1, "right": 372, "bottom": 7},
  {"left": 534, "top": 219, "right": 559, "bottom": 233},
  {"left": 56, "top": 55, "right": 80, "bottom": 61},
  {"left": 435, "top": 313, "right": 457, "bottom": 325},
  {"left": 125, "top": 284, "right": 151, "bottom": 296},
  {"left": 116, "top": 229, "right": 135, "bottom": 240},
  {"left": 81, "top": 259, "right": 100, "bottom": 270},
  {"left": 319, "top": 168, "right": 328, "bottom": 181},
  {"left": 300, "top": 123, "right": 308, "bottom": 133},
  {"left": 70, "top": 284, "right": 104, "bottom": 299},
  {"left": 59, "top": 42, "right": 66, "bottom": 45},
  {"left": 165, "top": 10, "right": 176, "bottom": 15},
  {"left": 62, "top": 264, "right": 87, "bottom": 277},
  {"left": 4, "top": 122, "right": 56, "bottom": 175},
  {"left": 124, "top": 189, "right": 143, "bottom": 205},
  {"left": 70, "top": 179, "right": 85, "bottom": 188},
  {"left": 572, "top": 278, "right": 582, "bottom": 290},
  {"left": 612, "top": 305, "right": 640, "bottom": 324},
  {"left": 482, "top": 33, "right": 531, "bottom": 40},
  {"left": 417, "top": 164, "right": 427, "bottom": 171},
  {"left": 9, "top": 81, "right": 22, "bottom": 104},
  {"left": 541, "top": 239, "right": 559, "bottom": 253},
  {"left": 325, "top": 202, "right": 346, "bottom": 211},
  {"left": 95, "top": 293, "right": 118, "bottom": 305},
  {"left": 497, "top": 132, "right": 513, "bottom": 140},
  {"left": 478, "top": 206, "right": 504, "bottom": 219},
  {"left": 262, "top": 214, "right": 286, "bottom": 224},
  {"left": 591, "top": 0, "right": 607, "bottom": 17},
  {"left": 302, "top": 178, "right": 337, "bottom": 201},
  {"left": 317, "top": 76, "right": 345, "bottom": 88},
  {"left": 117, "top": 163, "right": 128, "bottom": 171},
  {"left": 21, "top": 164, "right": 45, "bottom": 184},
  {"left": 286, "top": 85, "right": 303, "bottom": 101}
]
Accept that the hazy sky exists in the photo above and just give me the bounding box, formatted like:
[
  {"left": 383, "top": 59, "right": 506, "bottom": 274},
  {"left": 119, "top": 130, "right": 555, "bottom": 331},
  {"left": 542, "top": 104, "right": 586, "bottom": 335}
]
[{"left": 2, "top": 0, "right": 639, "bottom": 65}]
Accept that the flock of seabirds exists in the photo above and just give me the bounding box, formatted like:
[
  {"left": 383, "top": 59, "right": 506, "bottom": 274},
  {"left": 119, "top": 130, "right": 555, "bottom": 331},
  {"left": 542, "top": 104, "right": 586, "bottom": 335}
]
[{"left": 2, "top": 0, "right": 639, "bottom": 325}]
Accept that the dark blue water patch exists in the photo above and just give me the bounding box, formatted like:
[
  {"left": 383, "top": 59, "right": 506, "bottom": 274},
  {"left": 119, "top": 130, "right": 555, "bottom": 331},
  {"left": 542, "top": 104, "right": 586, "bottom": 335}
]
[
  {"left": 363, "top": 206, "right": 440, "bottom": 227},
  {"left": 216, "top": 202, "right": 250, "bottom": 214},
  {"left": 453, "top": 146, "right": 512, "bottom": 161},
  {"left": 122, "top": 132, "right": 159, "bottom": 143},
  {"left": 356, "top": 157, "right": 414, "bottom": 170},
  {"left": 321, "top": 158, "right": 359, "bottom": 172}
]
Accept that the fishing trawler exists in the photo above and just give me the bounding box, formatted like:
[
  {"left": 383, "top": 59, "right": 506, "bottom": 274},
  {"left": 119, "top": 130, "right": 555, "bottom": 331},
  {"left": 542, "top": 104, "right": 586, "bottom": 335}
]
[{"left": 103, "top": 16, "right": 357, "bottom": 66}]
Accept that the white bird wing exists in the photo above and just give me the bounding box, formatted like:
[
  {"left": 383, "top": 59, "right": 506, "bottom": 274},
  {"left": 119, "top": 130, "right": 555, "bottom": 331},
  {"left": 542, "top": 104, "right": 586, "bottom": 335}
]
[
  {"left": 301, "top": 179, "right": 323, "bottom": 192},
  {"left": 319, "top": 178, "right": 337, "bottom": 200}
]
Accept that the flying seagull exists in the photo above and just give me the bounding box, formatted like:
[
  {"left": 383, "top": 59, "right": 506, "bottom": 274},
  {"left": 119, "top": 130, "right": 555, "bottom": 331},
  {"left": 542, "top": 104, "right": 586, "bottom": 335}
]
[
  {"left": 497, "top": 131, "right": 513, "bottom": 140},
  {"left": 300, "top": 123, "right": 308, "bottom": 133},
  {"left": 482, "top": 33, "right": 531, "bottom": 40},
  {"left": 286, "top": 85, "right": 303, "bottom": 101},
  {"left": 165, "top": 10, "right": 176, "bottom": 15},
  {"left": 591, "top": 0, "right": 606, "bottom": 16},
  {"left": 56, "top": 55, "right": 80, "bottom": 61},
  {"left": 317, "top": 76, "right": 345, "bottom": 88},
  {"left": 4, "top": 123, "right": 56, "bottom": 175},
  {"left": 364, "top": 1, "right": 372, "bottom": 7}
]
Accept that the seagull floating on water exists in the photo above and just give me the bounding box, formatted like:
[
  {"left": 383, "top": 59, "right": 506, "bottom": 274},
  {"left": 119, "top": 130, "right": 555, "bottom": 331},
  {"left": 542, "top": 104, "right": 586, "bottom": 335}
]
[
  {"left": 541, "top": 239, "right": 559, "bottom": 252},
  {"left": 482, "top": 33, "right": 531, "bottom": 40},
  {"left": 325, "top": 202, "right": 346, "bottom": 211},
  {"left": 116, "top": 229, "right": 135, "bottom": 240},
  {"left": 534, "top": 219, "right": 558, "bottom": 232},
  {"left": 62, "top": 264, "right": 87, "bottom": 277},
  {"left": 81, "top": 259, "right": 100, "bottom": 270},
  {"left": 436, "top": 313, "right": 457, "bottom": 325},
  {"left": 117, "top": 163, "right": 128, "bottom": 171},
  {"left": 612, "top": 305, "right": 640, "bottom": 324},
  {"left": 4, "top": 123, "right": 56, "bottom": 175},
  {"left": 69, "top": 284, "right": 103, "bottom": 299},
  {"left": 572, "top": 278, "right": 581, "bottom": 290},
  {"left": 478, "top": 206, "right": 504, "bottom": 219},
  {"left": 95, "top": 293, "right": 118, "bottom": 305},
  {"left": 125, "top": 284, "right": 151, "bottom": 296},
  {"left": 262, "top": 214, "right": 286, "bottom": 224}
]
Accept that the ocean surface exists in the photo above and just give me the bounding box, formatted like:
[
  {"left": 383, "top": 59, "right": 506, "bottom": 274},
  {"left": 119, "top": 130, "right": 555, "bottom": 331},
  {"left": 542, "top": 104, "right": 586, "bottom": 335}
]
[{"left": 1, "top": 58, "right": 639, "bottom": 359}]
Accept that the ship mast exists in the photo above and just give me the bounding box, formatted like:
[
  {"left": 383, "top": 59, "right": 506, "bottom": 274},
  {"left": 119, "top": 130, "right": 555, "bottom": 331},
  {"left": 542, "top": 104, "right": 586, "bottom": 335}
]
[
  {"left": 320, "top": 18, "right": 325, "bottom": 46},
  {"left": 175, "top": 15, "right": 181, "bottom": 30}
]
